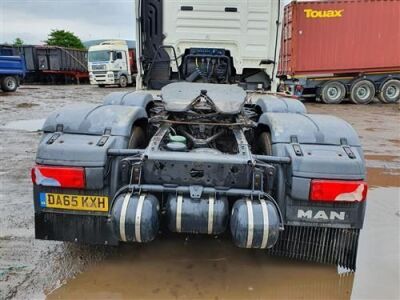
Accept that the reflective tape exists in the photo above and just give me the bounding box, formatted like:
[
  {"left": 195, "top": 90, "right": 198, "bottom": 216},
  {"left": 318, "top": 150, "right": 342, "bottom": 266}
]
[
  {"left": 246, "top": 199, "right": 254, "bottom": 248},
  {"left": 208, "top": 195, "right": 215, "bottom": 234},
  {"left": 119, "top": 192, "right": 132, "bottom": 242},
  {"left": 260, "top": 199, "right": 269, "bottom": 249},
  {"left": 135, "top": 193, "right": 146, "bottom": 242},
  {"left": 176, "top": 194, "right": 183, "bottom": 232}
]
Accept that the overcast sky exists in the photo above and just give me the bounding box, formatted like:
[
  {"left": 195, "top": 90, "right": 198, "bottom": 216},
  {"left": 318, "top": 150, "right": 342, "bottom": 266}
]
[
  {"left": 1, "top": 0, "right": 293, "bottom": 45},
  {"left": 0, "top": 0, "right": 136, "bottom": 44}
]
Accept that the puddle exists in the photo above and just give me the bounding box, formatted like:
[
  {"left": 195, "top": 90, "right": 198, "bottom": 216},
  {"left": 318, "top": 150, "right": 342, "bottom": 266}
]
[
  {"left": 48, "top": 236, "right": 355, "bottom": 300},
  {"left": 364, "top": 154, "right": 400, "bottom": 163},
  {"left": 47, "top": 169, "right": 400, "bottom": 300},
  {"left": 367, "top": 167, "right": 400, "bottom": 188},
  {"left": 16, "top": 102, "right": 39, "bottom": 108},
  {"left": 1, "top": 119, "right": 45, "bottom": 132}
]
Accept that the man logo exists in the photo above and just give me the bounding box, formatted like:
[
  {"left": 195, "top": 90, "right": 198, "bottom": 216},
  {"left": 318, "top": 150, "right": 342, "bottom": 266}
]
[
  {"left": 304, "top": 9, "right": 344, "bottom": 19},
  {"left": 297, "top": 209, "right": 346, "bottom": 220}
]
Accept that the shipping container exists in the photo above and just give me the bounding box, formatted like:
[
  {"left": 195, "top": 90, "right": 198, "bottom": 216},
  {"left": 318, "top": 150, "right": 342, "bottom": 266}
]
[
  {"left": 278, "top": 0, "right": 400, "bottom": 76},
  {"left": 278, "top": 0, "right": 400, "bottom": 104}
]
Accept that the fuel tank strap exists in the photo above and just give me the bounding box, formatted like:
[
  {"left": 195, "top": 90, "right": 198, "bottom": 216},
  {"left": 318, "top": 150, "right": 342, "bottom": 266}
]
[
  {"left": 208, "top": 195, "right": 215, "bottom": 234},
  {"left": 119, "top": 192, "right": 132, "bottom": 242},
  {"left": 246, "top": 199, "right": 254, "bottom": 248},
  {"left": 176, "top": 194, "right": 183, "bottom": 233},
  {"left": 260, "top": 199, "right": 269, "bottom": 249},
  {"left": 135, "top": 193, "right": 146, "bottom": 242}
]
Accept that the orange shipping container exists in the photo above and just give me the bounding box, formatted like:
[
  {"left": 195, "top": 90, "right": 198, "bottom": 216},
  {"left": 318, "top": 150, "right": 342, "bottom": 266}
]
[{"left": 278, "top": 0, "right": 400, "bottom": 77}]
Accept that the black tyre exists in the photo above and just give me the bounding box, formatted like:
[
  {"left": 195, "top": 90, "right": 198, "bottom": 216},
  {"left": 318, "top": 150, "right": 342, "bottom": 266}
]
[
  {"left": 257, "top": 131, "right": 272, "bottom": 155},
  {"left": 128, "top": 126, "right": 146, "bottom": 149},
  {"left": 119, "top": 75, "right": 128, "bottom": 88},
  {"left": 378, "top": 79, "right": 400, "bottom": 103},
  {"left": 98, "top": 84, "right": 105, "bottom": 88},
  {"left": 1, "top": 76, "right": 18, "bottom": 92},
  {"left": 350, "top": 80, "right": 376, "bottom": 104},
  {"left": 320, "top": 81, "right": 346, "bottom": 104}
]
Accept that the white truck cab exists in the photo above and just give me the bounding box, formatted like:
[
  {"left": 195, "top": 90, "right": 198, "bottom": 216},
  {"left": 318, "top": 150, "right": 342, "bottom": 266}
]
[
  {"left": 88, "top": 40, "right": 135, "bottom": 87},
  {"left": 135, "top": 0, "right": 282, "bottom": 91}
]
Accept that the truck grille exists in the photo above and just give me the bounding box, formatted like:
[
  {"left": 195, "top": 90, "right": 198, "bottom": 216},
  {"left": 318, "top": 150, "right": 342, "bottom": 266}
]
[{"left": 92, "top": 64, "right": 106, "bottom": 71}]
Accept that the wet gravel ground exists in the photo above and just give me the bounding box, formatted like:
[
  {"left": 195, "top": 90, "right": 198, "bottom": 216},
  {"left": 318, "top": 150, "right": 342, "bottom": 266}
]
[{"left": 0, "top": 85, "right": 399, "bottom": 299}]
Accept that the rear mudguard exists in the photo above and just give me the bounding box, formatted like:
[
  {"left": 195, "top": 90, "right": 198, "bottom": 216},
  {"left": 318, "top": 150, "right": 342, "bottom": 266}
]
[
  {"left": 255, "top": 95, "right": 307, "bottom": 114},
  {"left": 258, "top": 112, "right": 366, "bottom": 269},
  {"left": 42, "top": 103, "right": 147, "bottom": 136},
  {"left": 103, "top": 91, "right": 153, "bottom": 108},
  {"left": 257, "top": 112, "right": 366, "bottom": 228}
]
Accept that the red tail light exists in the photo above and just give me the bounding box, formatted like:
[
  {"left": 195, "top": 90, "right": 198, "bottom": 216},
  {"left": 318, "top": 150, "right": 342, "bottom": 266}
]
[
  {"left": 310, "top": 179, "right": 367, "bottom": 202},
  {"left": 31, "top": 165, "right": 85, "bottom": 189}
]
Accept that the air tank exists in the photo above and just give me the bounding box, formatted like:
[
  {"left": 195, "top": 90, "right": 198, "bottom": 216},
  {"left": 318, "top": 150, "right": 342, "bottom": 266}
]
[
  {"left": 111, "top": 193, "right": 159, "bottom": 243},
  {"left": 166, "top": 194, "right": 228, "bottom": 235},
  {"left": 230, "top": 198, "right": 280, "bottom": 249}
]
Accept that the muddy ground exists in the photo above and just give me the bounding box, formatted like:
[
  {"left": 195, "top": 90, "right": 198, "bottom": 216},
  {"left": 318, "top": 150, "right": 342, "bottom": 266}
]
[{"left": 0, "top": 85, "right": 399, "bottom": 299}]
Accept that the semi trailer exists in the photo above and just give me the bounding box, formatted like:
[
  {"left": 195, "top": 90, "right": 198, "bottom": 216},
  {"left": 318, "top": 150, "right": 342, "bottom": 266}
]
[
  {"left": 88, "top": 40, "right": 137, "bottom": 87},
  {"left": 32, "top": 82, "right": 367, "bottom": 270},
  {"left": 278, "top": 0, "right": 400, "bottom": 104},
  {"left": 0, "top": 44, "right": 88, "bottom": 84}
]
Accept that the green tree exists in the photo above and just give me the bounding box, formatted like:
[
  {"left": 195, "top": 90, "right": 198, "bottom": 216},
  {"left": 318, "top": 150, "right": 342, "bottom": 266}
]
[
  {"left": 45, "top": 29, "right": 84, "bottom": 49},
  {"left": 13, "top": 37, "right": 24, "bottom": 47}
]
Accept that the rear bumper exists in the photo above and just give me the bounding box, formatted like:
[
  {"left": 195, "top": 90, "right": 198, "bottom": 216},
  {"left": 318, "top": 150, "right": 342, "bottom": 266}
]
[{"left": 35, "top": 212, "right": 118, "bottom": 245}]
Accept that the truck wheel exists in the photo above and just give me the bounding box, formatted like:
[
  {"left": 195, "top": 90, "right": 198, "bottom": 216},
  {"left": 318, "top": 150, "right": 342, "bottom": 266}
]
[
  {"left": 257, "top": 131, "right": 272, "bottom": 155},
  {"left": 128, "top": 126, "right": 146, "bottom": 149},
  {"left": 350, "top": 80, "right": 375, "bottom": 104},
  {"left": 378, "top": 79, "right": 400, "bottom": 103},
  {"left": 320, "top": 81, "right": 346, "bottom": 104},
  {"left": 1, "top": 76, "right": 18, "bottom": 92},
  {"left": 119, "top": 75, "right": 128, "bottom": 88}
]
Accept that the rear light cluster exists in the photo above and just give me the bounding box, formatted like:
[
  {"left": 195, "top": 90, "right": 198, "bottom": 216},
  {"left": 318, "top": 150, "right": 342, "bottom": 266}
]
[
  {"left": 310, "top": 179, "right": 367, "bottom": 202},
  {"left": 31, "top": 165, "right": 85, "bottom": 189}
]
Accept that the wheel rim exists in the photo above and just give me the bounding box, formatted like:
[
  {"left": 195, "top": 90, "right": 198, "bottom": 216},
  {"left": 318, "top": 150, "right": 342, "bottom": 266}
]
[
  {"left": 6, "top": 79, "right": 16, "bottom": 90},
  {"left": 386, "top": 85, "right": 400, "bottom": 100},
  {"left": 356, "top": 85, "right": 371, "bottom": 100},
  {"left": 327, "top": 86, "right": 341, "bottom": 101}
]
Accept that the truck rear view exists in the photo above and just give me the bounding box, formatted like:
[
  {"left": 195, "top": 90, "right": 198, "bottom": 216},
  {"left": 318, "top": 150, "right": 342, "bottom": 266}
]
[
  {"left": 278, "top": 0, "right": 400, "bottom": 104},
  {"left": 136, "top": 0, "right": 281, "bottom": 90}
]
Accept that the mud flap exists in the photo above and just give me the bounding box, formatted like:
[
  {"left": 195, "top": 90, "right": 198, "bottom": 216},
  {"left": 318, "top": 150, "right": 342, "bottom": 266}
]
[
  {"left": 268, "top": 225, "right": 360, "bottom": 271},
  {"left": 35, "top": 212, "right": 118, "bottom": 245}
]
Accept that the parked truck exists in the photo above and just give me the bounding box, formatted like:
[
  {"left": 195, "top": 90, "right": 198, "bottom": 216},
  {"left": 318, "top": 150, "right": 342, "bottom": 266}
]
[
  {"left": 31, "top": 0, "right": 370, "bottom": 271},
  {"left": 0, "top": 44, "right": 88, "bottom": 84},
  {"left": 278, "top": 0, "right": 400, "bottom": 104},
  {"left": 88, "top": 40, "right": 137, "bottom": 87},
  {"left": 0, "top": 55, "right": 25, "bottom": 92}
]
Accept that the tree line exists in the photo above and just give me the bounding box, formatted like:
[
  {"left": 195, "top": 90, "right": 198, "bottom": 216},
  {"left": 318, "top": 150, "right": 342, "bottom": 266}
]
[{"left": 9, "top": 30, "right": 85, "bottom": 49}]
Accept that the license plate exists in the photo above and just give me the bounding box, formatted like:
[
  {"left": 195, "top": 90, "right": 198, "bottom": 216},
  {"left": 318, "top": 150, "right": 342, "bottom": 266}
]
[{"left": 40, "top": 193, "right": 109, "bottom": 212}]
